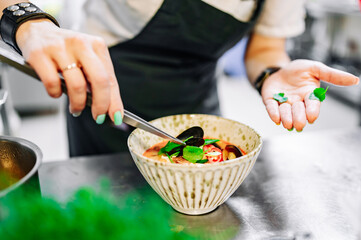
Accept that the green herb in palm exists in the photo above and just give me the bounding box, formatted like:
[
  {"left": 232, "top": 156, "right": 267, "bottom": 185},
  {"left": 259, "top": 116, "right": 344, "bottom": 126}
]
[
  {"left": 309, "top": 86, "right": 329, "bottom": 102},
  {"left": 273, "top": 93, "right": 288, "bottom": 103}
]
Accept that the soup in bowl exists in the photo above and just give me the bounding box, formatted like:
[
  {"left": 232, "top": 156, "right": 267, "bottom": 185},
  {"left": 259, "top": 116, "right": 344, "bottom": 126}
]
[{"left": 127, "top": 114, "right": 262, "bottom": 215}]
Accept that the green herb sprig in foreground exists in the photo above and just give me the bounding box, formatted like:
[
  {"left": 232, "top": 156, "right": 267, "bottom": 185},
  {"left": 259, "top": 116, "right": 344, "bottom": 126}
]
[
  {"left": 273, "top": 93, "right": 288, "bottom": 103},
  {"left": 309, "top": 86, "right": 329, "bottom": 102},
  {"left": 0, "top": 184, "right": 197, "bottom": 240},
  {"left": 0, "top": 171, "right": 18, "bottom": 191}
]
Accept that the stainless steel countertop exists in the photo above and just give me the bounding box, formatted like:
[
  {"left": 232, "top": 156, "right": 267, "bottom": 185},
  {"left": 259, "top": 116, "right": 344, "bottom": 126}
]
[{"left": 39, "top": 127, "right": 361, "bottom": 240}]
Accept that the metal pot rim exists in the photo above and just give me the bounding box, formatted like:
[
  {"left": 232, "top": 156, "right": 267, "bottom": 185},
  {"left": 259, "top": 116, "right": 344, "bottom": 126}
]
[{"left": 0, "top": 135, "right": 42, "bottom": 197}]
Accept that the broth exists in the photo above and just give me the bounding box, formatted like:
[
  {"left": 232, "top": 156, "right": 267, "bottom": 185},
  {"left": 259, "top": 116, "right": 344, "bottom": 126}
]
[{"left": 144, "top": 138, "right": 246, "bottom": 164}]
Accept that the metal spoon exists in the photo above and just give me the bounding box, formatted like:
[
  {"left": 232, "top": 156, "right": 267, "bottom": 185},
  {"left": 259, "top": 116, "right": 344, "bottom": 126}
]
[{"left": 0, "top": 41, "right": 185, "bottom": 145}]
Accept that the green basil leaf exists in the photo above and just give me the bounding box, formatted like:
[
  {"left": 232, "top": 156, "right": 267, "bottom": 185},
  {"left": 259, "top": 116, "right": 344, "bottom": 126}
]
[
  {"left": 309, "top": 87, "right": 329, "bottom": 102},
  {"left": 166, "top": 151, "right": 181, "bottom": 163},
  {"left": 196, "top": 159, "right": 208, "bottom": 164},
  {"left": 165, "top": 153, "right": 174, "bottom": 163},
  {"left": 170, "top": 151, "right": 180, "bottom": 158},
  {"left": 183, "top": 136, "right": 193, "bottom": 143},
  {"left": 203, "top": 139, "right": 220, "bottom": 145},
  {"left": 166, "top": 151, "right": 180, "bottom": 163},
  {"left": 273, "top": 93, "right": 288, "bottom": 103},
  {"left": 183, "top": 146, "right": 204, "bottom": 163},
  {"left": 159, "top": 141, "right": 183, "bottom": 155}
]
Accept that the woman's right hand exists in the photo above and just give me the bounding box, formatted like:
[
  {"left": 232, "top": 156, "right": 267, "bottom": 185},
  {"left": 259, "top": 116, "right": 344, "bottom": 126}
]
[{"left": 15, "top": 19, "right": 124, "bottom": 125}]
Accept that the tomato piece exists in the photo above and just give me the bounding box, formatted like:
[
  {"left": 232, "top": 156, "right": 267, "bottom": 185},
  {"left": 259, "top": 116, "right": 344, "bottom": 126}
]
[
  {"left": 203, "top": 144, "right": 215, "bottom": 152},
  {"left": 204, "top": 145, "right": 223, "bottom": 163}
]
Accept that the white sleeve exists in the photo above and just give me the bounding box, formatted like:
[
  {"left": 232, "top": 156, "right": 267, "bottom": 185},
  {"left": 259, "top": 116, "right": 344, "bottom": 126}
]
[{"left": 254, "top": 0, "right": 307, "bottom": 38}]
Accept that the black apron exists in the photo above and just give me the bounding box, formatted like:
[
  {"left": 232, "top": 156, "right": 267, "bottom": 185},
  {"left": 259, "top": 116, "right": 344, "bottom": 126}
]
[{"left": 67, "top": 0, "right": 265, "bottom": 157}]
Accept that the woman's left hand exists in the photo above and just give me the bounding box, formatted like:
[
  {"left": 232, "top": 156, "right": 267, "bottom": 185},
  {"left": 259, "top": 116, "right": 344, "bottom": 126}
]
[{"left": 261, "top": 59, "right": 359, "bottom": 131}]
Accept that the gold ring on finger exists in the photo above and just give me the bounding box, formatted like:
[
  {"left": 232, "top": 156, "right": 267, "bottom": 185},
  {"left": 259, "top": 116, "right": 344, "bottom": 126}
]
[{"left": 62, "top": 63, "right": 81, "bottom": 72}]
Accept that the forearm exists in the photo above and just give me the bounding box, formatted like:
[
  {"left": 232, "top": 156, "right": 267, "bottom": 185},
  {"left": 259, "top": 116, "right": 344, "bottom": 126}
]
[
  {"left": 0, "top": 1, "right": 57, "bottom": 55},
  {"left": 245, "top": 33, "right": 290, "bottom": 85}
]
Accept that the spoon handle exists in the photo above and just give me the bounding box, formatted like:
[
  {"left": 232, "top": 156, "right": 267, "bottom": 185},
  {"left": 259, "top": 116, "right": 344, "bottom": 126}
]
[{"left": 0, "top": 41, "right": 185, "bottom": 145}]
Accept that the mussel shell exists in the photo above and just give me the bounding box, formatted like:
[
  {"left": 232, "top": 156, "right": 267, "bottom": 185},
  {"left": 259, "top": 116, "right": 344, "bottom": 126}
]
[
  {"left": 225, "top": 145, "right": 243, "bottom": 158},
  {"left": 212, "top": 142, "right": 221, "bottom": 149},
  {"left": 185, "top": 137, "right": 205, "bottom": 147},
  {"left": 176, "top": 126, "right": 204, "bottom": 141}
]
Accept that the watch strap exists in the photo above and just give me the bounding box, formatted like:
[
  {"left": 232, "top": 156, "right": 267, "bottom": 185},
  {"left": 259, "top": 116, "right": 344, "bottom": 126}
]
[
  {"left": 0, "top": 2, "right": 59, "bottom": 55},
  {"left": 253, "top": 67, "right": 281, "bottom": 95}
]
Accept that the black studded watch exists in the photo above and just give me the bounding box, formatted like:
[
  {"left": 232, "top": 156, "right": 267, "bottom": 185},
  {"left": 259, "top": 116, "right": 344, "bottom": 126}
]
[
  {"left": 253, "top": 67, "right": 281, "bottom": 95},
  {"left": 0, "top": 2, "right": 59, "bottom": 54}
]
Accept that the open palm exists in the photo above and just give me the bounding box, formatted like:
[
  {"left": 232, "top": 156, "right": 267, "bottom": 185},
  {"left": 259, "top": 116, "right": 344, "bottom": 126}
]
[{"left": 261, "top": 60, "right": 359, "bottom": 131}]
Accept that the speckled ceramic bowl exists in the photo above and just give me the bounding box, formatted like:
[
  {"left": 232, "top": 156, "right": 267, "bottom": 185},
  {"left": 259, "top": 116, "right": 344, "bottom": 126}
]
[{"left": 128, "top": 114, "right": 262, "bottom": 215}]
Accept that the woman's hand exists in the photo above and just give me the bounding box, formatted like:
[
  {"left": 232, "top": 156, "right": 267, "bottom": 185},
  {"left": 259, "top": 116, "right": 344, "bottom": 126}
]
[
  {"left": 15, "top": 19, "right": 124, "bottom": 125},
  {"left": 262, "top": 59, "right": 359, "bottom": 131}
]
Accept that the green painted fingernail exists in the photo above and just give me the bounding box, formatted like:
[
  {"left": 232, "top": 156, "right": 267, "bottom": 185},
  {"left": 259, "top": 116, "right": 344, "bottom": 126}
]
[
  {"left": 96, "top": 114, "right": 106, "bottom": 125},
  {"left": 297, "top": 129, "right": 303, "bottom": 133},
  {"left": 72, "top": 112, "right": 82, "bottom": 117},
  {"left": 288, "top": 127, "right": 294, "bottom": 131},
  {"left": 114, "top": 111, "right": 123, "bottom": 126}
]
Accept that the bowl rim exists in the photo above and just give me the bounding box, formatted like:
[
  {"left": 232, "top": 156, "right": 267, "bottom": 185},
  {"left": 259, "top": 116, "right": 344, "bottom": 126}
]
[
  {"left": 0, "top": 136, "right": 43, "bottom": 198},
  {"left": 127, "top": 114, "right": 263, "bottom": 168}
]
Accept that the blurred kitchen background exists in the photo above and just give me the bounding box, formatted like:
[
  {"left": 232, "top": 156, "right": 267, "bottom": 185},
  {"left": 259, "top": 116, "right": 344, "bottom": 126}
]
[{"left": 0, "top": 0, "right": 360, "bottom": 162}]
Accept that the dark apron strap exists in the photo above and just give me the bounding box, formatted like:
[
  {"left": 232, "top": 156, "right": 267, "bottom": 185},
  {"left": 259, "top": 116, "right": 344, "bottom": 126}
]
[{"left": 67, "top": 0, "right": 265, "bottom": 157}]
